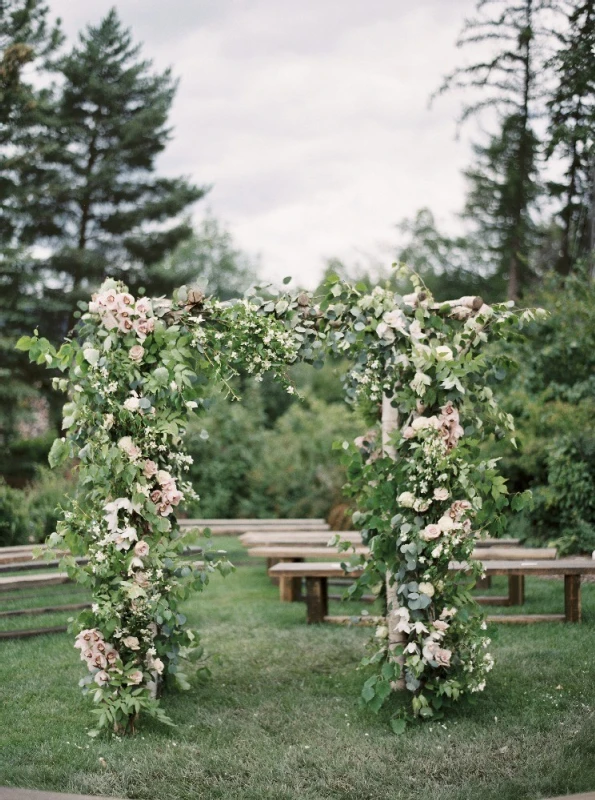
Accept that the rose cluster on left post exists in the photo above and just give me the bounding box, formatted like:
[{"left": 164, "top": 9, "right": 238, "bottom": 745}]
[{"left": 16, "top": 278, "right": 227, "bottom": 735}]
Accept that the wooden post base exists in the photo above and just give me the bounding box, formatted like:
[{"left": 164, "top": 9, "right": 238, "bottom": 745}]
[
  {"left": 278, "top": 558, "right": 304, "bottom": 602},
  {"left": 305, "top": 577, "right": 328, "bottom": 623},
  {"left": 508, "top": 574, "right": 525, "bottom": 606},
  {"left": 564, "top": 574, "right": 581, "bottom": 622}
]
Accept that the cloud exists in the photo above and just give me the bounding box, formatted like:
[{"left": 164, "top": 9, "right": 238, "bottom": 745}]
[{"left": 49, "top": 0, "right": 479, "bottom": 287}]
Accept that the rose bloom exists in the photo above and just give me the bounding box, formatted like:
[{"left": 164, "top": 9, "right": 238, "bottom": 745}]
[
  {"left": 129, "top": 344, "right": 145, "bottom": 362},
  {"left": 418, "top": 581, "right": 435, "bottom": 597},
  {"left": 435, "top": 647, "right": 452, "bottom": 667},
  {"left": 397, "top": 491, "right": 415, "bottom": 508},
  {"left": 127, "top": 670, "right": 144, "bottom": 685},
  {"left": 437, "top": 515, "right": 456, "bottom": 532},
  {"left": 158, "top": 503, "right": 173, "bottom": 518},
  {"left": 375, "top": 625, "right": 389, "bottom": 640},
  {"left": 135, "top": 297, "right": 153, "bottom": 316},
  {"left": 91, "top": 653, "right": 107, "bottom": 670},
  {"left": 402, "top": 426, "right": 416, "bottom": 439},
  {"left": 420, "top": 524, "right": 441, "bottom": 541},
  {"left": 118, "top": 292, "right": 135, "bottom": 308},
  {"left": 94, "top": 670, "right": 110, "bottom": 687},
  {"left": 411, "top": 415, "right": 438, "bottom": 432},
  {"left": 151, "top": 657, "right": 165, "bottom": 675},
  {"left": 123, "top": 636, "right": 140, "bottom": 650},
  {"left": 143, "top": 460, "right": 158, "bottom": 478},
  {"left": 150, "top": 489, "right": 163, "bottom": 504},
  {"left": 156, "top": 469, "right": 174, "bottom": 486},
  {"left": 118, "top": 436, "right": 142, "bottom": 461},
  {"left": 163, "top": 487, "right": 183, "bottom": 507},
  {"left": 383, "top": 308, "right": 407, "bottom": 332},
  {"left": 433, "top": 620, "right": 449, "bottom": 633},
  {"left": 434, "top": 487, "right": 450, "bottom": 501},
  {"left": 134, "top": 317, "right": 155, "bottom": 339},
  {"left": 124, "top": 396, "right": 140, "bottom": 412},
  {"left": 134, "top": 540, "right": 149, "bottom": 558}
]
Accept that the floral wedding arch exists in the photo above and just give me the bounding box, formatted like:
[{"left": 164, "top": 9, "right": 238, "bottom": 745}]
[{"left": 17, "top": 269, "right": 541, "bottom": 734}]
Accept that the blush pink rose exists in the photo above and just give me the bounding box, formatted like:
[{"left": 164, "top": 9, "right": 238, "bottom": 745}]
[
  {"left": 143, "top": 460, "right": 158, "bottom": 478},
  {"left": 94, "top": 670, "right": 110, "bottom": 686},
  {"left": 127, "top": 670, "right": 144, "bottom": 685},
  {"left": 134, "top": 540, "right": 149, "bottom": 558},
  {"left": 129, "top": 344, "right": 145, "bottom": 362},
  {"left": 420, "top": 524, "right": 441, "bottom": 541}
]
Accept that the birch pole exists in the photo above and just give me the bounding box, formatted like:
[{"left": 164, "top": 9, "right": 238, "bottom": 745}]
[{"left": 382, "top": 392, "right": 405, "bottom": 690}]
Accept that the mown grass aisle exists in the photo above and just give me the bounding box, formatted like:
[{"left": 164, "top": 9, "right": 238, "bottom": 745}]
[{"left": 2, "top": 547, "right": 595, "bottom": 800}]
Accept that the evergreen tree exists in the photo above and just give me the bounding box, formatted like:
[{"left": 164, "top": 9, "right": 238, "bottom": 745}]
[
  {"left": 34, "top": 8, "right": 206, "bottom": 340},
  {"left": 463, "top": 114, "right": 541, "bottom": 294},
  {"left": 435, "top": 0, "right": 552, "bottom": 298},
  {"left": 395, "top": 207, "right": 504, "bottom": 301},
  {"left": 545, "top": 0, "right": 595, "bottom": 274},
  {"left": 0, "top": 0, "right": 61, "bottom": 470}
]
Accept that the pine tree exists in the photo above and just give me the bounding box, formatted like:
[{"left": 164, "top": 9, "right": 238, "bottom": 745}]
[
  {"left": 34, "top": 8, "right": 206, "bottom": 339},
  {"left": 463, "top": 114, "right": 541, "bottom": 294},
  {"left": 0, "top": 1, "right": 61, "bottom": 471},
  {"left": 435, "top": 0, "right": 552, "bottom": 298},
  {"left": 545, "top": 0, "right": 595, "bottom": 274}
]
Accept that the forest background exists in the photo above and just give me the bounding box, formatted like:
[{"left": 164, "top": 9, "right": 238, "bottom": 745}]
[{"left": 2, "top": 0, "right": 595, "bottom": 555}]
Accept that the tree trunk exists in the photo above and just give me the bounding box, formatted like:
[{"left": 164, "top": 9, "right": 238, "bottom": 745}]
[{"left": 382, "top": 393, "right": 405, "bottom": 690}]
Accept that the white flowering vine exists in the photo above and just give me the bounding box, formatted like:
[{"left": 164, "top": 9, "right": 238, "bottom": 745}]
[
  {"left": 322, "top": 270, "right": 543, "bottom": 729},
  {"left": 17, "top": 279, "right": 319, "bottom": 735}
]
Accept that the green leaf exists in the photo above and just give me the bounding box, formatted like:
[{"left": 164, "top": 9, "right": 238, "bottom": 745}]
[
  {"left": 15, "top": 335, "right": 33, "bottom": 351},
  {"left": 282, "top": 276, "right": 292, "bottom": 284},
  {"left": 390, "top": 718, "right": 407, "bottom": 735},
  {"left": 48, "top": 438, "right": 69, "bottom": 469},
  {"left": 83, "top": 348, "right": 100, "bottom": 366},
  {"left": 361, "top": 675, "right": 377, "bottom": 703}
]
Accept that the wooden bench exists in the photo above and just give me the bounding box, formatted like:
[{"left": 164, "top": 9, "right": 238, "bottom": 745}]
[
  {"left": 268, "top": 559, "right": 595, "bottom": 624},
  {"left": 0, "top": 571, "right": 72, "bottom": 593},
  {"left": 178, "top": 518, "right": 330, "bottom": 534},
  {"left": 239, "top": 531, "right": 359, "bottom": 546},
  {"left": 251, "top": 544, "right": 556, "bottom": 602},
  {"left": 239, "top": 531, "right": 521, "bottom": 547}
]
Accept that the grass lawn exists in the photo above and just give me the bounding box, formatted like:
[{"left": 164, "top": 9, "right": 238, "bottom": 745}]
[{"left": 2, "top": 537, "right": 595, "bottom": 800}]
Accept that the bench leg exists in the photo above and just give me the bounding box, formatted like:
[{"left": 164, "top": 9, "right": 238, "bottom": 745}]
[
  {"left": 268, "top": 558, "right": 280, "bottom": 584},
  {"left": 564, "top": 575, "right": 581, "bottom": 622},
  {"left": 508, "top": 575, "right": 525, "bottom": 606},
  {"left": 279, "top": 558, "right": 304, "bottom": 602},
  {"left": 305, "top": 577, "right": 328, "bottom": 623}
]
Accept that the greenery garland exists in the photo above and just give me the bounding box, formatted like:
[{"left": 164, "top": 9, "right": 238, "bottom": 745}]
[
  {"left": 17, "top": 278, "right": 319, "bottom": 735},
  {"left": 321, "top": 270, "right": 543, "bottom": 729}
]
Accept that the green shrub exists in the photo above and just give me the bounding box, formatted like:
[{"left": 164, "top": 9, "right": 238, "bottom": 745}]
[
  {"left": 243, "top": 395, "right": 361, "bottom": 519},
  {"left": 183, "top": 386, "right": 361, "bottom": 520},
  {"left": 0, "top": 479, "right": 30, "bottom": 546},
  {"left": 25, "top": 467, "right": 74, "bottom": 542}
]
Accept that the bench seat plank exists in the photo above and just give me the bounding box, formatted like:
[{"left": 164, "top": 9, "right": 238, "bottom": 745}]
[
  {"left": 0, "top": 572, "right": 71, "bottom": 592},
  {"left": 251, "top": 545, "right": 555, "bottom": 562}
]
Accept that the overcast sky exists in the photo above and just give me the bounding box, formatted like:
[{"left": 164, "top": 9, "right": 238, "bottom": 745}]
[{"left": 48, "top": 0, "right": 482, "bottom": 287}]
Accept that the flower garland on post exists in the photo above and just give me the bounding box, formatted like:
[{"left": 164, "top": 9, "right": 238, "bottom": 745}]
[
  {"left": 17, "top": 279, "right": 319, "bottom": 735},
  {"left": 321, "top": 271, "right": 543, "bottom": 729}
]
